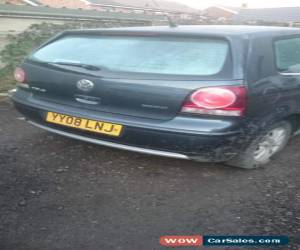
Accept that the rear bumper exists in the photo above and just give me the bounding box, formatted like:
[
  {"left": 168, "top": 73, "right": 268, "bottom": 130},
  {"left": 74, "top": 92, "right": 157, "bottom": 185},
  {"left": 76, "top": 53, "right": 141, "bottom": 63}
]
[
  {"left": 27, "top": 120, "right": 190, "bottom": 160},
  {"left": 12, "top": 89, "right": 247, "bottom": 162}
]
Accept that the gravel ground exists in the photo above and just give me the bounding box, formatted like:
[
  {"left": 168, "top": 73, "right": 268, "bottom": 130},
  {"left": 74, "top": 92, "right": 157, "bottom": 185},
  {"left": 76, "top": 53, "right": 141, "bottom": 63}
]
[{"left": 0, "top": 99, "right": 299, "bottom": 250}]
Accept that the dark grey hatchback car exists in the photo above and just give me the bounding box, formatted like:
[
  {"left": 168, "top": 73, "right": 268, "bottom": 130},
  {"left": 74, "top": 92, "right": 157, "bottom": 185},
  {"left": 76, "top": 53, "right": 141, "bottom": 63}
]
[{"left": 11, "top": 25, "right": 300, "bottom": 169}]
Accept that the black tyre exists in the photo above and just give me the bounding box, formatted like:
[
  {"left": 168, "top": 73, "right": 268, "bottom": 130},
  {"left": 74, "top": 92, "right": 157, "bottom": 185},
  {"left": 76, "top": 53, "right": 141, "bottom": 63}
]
[{"left": 226, "top": 121, "right": 292, "bottom": 169}]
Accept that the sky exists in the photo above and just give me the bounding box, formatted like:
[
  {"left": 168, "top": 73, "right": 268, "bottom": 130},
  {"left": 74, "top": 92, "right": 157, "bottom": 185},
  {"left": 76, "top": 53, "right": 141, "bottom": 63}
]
[{"left": 168, "top": 0, "right": 300, "bottom": 9}]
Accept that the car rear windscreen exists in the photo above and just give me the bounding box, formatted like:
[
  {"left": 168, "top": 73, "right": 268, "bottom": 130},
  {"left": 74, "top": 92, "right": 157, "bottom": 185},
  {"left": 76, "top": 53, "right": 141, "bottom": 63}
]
[{"left": 30, "top": 35, "right": 229, "bottom": 76}]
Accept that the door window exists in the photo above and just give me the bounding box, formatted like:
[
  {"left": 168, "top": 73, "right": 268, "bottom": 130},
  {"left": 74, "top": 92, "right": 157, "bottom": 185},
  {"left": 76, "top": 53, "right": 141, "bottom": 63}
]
[{"left": 274, "top": 37, "right": 300, "bottom": 73}]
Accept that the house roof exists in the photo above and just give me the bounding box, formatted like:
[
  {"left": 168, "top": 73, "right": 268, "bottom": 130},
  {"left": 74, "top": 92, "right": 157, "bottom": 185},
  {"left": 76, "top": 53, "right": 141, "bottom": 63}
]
[
  {"left": 87, "top": 0, "right": 198, "bottom": 13},
  {"left": 0, "top": 3, "right": 159, "bottom": 21},
  {"left": 23, "top": 0, "right": 40, "bottom": 6},
  {"left": 0, "top": 0, "right": 40, "bottom": 5},
  {"left": 86, "top": 0, "right": 116, "bottom": 5},
  {"left": 235, "top": 7, "right": 300, "bottom": 23},
  {"left": 204, "top": 5, "right": 239, "bottom": 14}
]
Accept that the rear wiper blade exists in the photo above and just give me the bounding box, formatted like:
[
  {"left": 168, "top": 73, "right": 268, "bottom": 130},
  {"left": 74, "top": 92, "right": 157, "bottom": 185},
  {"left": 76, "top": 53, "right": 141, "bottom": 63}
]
[{"left": 50, "top": 61, "right": 101, "bottom": 71}]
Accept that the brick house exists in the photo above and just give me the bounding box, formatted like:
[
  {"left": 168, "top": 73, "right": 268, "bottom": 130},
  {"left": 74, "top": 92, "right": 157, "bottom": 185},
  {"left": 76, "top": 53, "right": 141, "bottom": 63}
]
[
  {"left": 1, "top": 0, "right": 199, "bottom": 20},
  {"left": 19, "top": 0, "right": 195, "bottom": 15},
  {"left": 37, "top": 0, "right": 90, "bottom": 9}
]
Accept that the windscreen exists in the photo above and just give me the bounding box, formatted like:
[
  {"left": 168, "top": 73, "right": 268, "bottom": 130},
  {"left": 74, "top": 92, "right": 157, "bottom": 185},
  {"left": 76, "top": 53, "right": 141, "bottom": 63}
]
[{"left": 30, "top": 35, "right": 229, "bottom": 76}]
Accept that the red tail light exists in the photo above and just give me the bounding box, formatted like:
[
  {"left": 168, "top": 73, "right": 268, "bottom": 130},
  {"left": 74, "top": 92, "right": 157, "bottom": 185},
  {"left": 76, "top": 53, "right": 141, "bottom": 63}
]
[
  {"left": 181, "top": 86, "right": 247, "bottom": 117},
  {"left": 14, "top": 67, "right": 26, "bottom": 83}
]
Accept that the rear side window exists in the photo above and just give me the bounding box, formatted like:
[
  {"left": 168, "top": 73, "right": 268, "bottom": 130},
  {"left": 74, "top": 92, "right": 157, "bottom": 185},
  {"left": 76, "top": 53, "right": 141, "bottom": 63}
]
[
  {"left": 30, "top": 35, "right": 229, "bottom": 76},
  {"left": 274, "top": 37, "right": 300, "bottom": 73}
]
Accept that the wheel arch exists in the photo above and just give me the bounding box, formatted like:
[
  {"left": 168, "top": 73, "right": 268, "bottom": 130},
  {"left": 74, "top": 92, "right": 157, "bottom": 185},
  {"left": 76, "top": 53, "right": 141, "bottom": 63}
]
[{"left": 281, "top": 114, "right": 300, "bottom": 134}]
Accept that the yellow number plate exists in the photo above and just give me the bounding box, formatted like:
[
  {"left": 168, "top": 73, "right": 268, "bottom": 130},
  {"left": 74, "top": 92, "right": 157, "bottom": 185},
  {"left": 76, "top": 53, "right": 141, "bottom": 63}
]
[{"left": 46, "top": 112, "right": 123, "bottom": 137}]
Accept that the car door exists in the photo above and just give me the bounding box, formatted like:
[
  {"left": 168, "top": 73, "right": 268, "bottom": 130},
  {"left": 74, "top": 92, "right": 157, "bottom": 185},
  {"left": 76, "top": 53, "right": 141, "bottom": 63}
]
[
  {"left": 273, "top": 35, "right": 300, "bottom": 115},
  {"left": 245, "top": 33, "right": 300, "bottom": 133}
]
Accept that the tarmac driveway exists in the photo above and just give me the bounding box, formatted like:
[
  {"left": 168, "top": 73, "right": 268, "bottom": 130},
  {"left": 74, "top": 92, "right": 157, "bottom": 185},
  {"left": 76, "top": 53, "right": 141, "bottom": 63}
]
[{"left": 0, "top": 99, "right": 299, "bottom": 250}]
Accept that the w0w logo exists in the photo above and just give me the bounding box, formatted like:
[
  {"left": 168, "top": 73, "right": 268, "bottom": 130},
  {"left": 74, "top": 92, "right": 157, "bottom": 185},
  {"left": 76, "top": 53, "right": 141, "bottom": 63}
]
[{"left": 160, "top": 235, "right": 203, "bottom": 247}]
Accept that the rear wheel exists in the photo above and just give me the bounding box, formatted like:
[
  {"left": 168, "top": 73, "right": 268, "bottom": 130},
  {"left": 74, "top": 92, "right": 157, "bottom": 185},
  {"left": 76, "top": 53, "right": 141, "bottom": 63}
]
[{"left": 226, "top": 121, "right": 292, "bottom": 169}]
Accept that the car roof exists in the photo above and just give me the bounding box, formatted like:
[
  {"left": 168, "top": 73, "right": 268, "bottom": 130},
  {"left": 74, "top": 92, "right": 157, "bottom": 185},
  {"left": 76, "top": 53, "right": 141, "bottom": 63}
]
[{"left": 76, "top": 25, "right": 300, "bottom": 38}]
